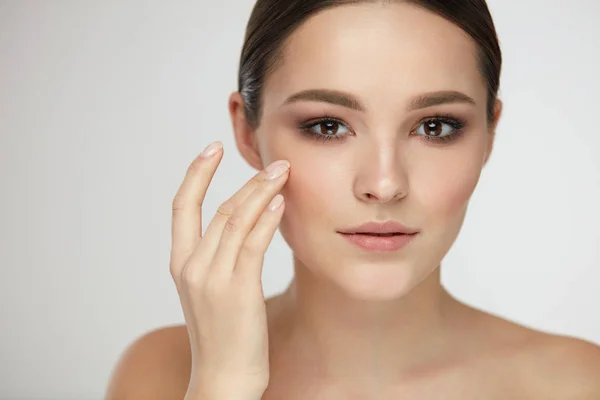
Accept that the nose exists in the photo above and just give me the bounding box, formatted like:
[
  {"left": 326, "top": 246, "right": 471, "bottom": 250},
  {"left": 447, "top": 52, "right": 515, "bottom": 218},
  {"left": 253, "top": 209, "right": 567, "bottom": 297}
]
[{"left": 353, "top": 143, "right": 409, "bottom": 204}]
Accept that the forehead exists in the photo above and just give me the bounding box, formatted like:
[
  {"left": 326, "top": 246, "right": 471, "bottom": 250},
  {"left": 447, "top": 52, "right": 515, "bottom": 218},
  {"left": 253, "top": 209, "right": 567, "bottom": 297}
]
[{"left": 264, "top": 3, "right": 486, "bottom": 109}]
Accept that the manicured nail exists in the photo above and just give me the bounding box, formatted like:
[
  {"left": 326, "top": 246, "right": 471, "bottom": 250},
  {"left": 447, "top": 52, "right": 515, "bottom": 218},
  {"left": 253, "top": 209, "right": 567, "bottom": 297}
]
[
  {"left": 268, "top": 194, "right": 284, "bottom": 211},
  {"left": 264, "top": 160, "right": 290, "bottom": 180},
  {"left": 200, "top": 141, "right": 223, "bottom": 158}
]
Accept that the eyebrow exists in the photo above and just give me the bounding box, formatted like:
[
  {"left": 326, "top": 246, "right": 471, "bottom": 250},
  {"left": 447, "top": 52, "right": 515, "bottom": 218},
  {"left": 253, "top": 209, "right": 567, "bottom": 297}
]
[
  {"left": 284, "top": 89, "right": 366, "bottom": 111},
  {"left": 282, "top": 89, "right": 477, "bottom": 112},
  {"left": 408, "top": 91, "right": 477, "bottom": 110}
]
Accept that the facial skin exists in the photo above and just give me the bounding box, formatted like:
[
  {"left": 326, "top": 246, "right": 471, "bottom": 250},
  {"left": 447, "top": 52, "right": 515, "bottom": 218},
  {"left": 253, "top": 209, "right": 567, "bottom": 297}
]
[
  {"left": 230, "top": 2, "right": 503, "bottom": 385},
  {"left": 233, "top": 2, "right": 501, "bottom": 301}
]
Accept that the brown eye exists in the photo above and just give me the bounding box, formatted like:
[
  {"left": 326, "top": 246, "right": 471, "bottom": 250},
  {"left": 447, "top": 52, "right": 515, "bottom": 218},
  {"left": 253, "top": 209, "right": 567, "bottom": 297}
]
[
  {"left": 303, "top": 118, "right": 350, "bottom": 138},
  {"left": 319, "top": 120, "right": 340, "bottom": 136},
  {"left": 424, "top": 120, "right": 443, "bottom": 136},
  {"left": 415, "top": 119, "right": 454, "bottom": 138}
]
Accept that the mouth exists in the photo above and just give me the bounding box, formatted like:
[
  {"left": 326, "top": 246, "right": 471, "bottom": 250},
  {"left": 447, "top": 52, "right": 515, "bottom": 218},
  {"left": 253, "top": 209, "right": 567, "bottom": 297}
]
[
  {"left": 337, "top": 220, "right": 419, "bottom": 252},
  {"left": 338, "top": 231, "right": 418, "bottom": 252}
]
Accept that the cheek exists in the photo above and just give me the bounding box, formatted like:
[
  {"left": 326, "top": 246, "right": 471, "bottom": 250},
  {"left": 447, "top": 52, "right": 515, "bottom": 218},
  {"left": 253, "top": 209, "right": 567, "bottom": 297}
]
[
  {"left": 281, "top": 157, "right": 341, "bottom": 227},
  {"left": 278, "top": 167, "right": 329, "bottom": 254},
  {"left": 276, "top": 155, "right": 349, "bottom": 255},
  {"left": 412, "top": 148, "right": 484, "bottom": 223}
]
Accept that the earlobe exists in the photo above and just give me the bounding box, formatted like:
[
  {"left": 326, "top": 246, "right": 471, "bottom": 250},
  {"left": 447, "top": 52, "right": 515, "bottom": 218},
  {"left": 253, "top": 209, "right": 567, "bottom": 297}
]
[{"left": 228, "top": 92, "right": 264, "bottom": 171}]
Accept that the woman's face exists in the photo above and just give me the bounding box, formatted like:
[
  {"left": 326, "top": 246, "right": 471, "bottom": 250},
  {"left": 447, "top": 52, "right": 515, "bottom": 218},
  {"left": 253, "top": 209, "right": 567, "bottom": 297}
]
[{"left": 247, "top": 3, "right": 498, "bottom": 299}]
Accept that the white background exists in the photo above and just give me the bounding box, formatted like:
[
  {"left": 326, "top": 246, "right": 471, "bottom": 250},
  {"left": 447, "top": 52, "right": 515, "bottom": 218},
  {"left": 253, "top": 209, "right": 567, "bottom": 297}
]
[{"left": 1, "top": 1, "right": 599, "bottom": 398}]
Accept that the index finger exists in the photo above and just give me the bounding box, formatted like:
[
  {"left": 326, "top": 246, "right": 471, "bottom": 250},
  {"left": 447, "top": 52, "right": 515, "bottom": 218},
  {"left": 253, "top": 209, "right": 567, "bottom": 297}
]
[{"left": 170, "top": 141, "right": 223, "bottom": 270}]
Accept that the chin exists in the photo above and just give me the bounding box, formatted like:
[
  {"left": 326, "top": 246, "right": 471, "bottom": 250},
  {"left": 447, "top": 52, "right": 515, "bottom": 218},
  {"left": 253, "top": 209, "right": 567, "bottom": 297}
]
[{"left": 331, "top": 258, "right": 424, "bottom": 301}]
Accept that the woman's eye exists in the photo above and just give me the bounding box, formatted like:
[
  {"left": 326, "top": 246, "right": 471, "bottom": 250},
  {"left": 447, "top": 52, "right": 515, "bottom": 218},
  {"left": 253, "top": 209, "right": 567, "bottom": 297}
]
[
  {"left": 306, "top": 119, "right": 350, "bottom": 137},
  {"left": 415, "top": 119, "right": 455, "bottom": 137},
  {"left": 415, "top": 119, "right": 456, "bottom": 137}
]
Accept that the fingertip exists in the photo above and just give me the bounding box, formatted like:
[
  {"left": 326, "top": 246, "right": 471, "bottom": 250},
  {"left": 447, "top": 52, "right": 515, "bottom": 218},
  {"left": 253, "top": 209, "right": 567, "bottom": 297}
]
[
  {"left": 199, "top": 141, "right": 224, "bottom": 158},
  {"left": 267, "top": 194, "right": 284, "bottom": 212}
]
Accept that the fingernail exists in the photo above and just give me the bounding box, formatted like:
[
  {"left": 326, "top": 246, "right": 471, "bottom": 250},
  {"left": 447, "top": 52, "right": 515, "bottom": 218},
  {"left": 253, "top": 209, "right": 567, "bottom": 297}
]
[
  {"left": 200, "top": 141, "right": 223, "bottom": 158},
  {"left": 268, "top": 194, "right": 284, "bottom": 211},
  {"left": 264, "top": 160, "right": 290, "bottom": 180}
]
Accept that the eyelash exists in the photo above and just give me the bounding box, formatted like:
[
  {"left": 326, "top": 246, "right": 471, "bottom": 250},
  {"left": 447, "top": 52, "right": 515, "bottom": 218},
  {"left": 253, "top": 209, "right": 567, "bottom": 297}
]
[{"left": 298, "top": 113, "right": 468, "bottom": 144}]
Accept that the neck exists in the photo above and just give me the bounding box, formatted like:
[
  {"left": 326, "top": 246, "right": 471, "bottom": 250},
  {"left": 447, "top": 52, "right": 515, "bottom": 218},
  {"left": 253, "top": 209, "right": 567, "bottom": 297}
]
[{"left": 272, "top": 256, "right": 463, "bottom": 386}]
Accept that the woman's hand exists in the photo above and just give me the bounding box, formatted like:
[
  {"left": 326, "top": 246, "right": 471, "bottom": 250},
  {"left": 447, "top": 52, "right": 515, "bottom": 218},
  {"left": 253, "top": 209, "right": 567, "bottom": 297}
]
[{"left": 169, "top": 141, "right": 289, "bottom": 399}]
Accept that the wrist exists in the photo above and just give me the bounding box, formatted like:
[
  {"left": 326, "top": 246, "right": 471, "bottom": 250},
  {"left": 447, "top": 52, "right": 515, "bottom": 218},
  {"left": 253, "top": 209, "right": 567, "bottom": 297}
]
[{"left": 186, "top": 373, "right": 267, "bottom": 400}]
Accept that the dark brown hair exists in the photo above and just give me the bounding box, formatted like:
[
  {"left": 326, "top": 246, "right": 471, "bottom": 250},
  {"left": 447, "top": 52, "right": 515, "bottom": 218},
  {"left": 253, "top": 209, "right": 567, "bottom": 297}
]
[{"left": 238, "top": 0, "right": 502, "bottom": 128}]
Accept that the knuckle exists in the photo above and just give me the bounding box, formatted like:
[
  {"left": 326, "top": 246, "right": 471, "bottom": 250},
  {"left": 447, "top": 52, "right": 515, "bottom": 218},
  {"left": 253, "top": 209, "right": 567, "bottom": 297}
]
[
  {"left": 241, "top": 237, "right": 263, "bottom": 257},
  {"left": 224, "top": 214, "right": 242, "bottom": 233},
  {"left": 216, "top": 199, "right": 236, "bottom": 217},
  {"left": 181, "top": 264, "right": 203, "bottom": 287},
  {"left": 171, "top": 192, "right": 187, "bottom": 212},
  {"left": 169, "top": 254, "right": 185, "bottom": 281},
  {"left": 169, "top": 262, "right": 179, "bottom": 280},
  {"left": 250, "top": 175, "right": 263, "bottom": 186}
]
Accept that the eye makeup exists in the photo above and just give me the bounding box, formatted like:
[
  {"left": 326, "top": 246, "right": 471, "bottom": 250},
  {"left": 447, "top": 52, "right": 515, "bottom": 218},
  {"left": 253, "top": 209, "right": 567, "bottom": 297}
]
[
  {"left": 297, "top": 116, "right": 351, "bottom": 143},
  {"left": 296, "top": 112, "right": 469, "bottom": 144},
  {"left": 413, "top": 113, "right": 468, "bottom": 144}
]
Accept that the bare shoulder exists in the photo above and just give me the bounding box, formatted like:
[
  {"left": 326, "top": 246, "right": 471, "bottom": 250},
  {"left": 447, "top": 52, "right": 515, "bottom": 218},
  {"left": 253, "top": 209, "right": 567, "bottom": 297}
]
[
  {"left": 105, "top": 324, "right": 191, "bottom": 400},
  {"left": 519, "top": 331, "right": 600, "bottom": 399},
  {"left": 473, "top": 309, "right": 600, "bottom": 399}
]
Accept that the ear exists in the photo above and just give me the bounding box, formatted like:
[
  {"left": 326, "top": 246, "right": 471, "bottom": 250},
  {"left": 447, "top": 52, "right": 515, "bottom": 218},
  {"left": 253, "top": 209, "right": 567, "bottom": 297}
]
[
  {"left": 228, "top": 91, "right": 264, "bottom": 171},
  {"left": 484, "top": 98, "right": 503, "bottom": 166}
]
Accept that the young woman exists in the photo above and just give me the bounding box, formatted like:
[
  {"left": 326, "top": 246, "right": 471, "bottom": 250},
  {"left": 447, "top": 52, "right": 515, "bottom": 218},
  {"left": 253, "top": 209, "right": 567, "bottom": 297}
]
[{"left": 106, "top": 1, "right": 600, "bottom": 399}]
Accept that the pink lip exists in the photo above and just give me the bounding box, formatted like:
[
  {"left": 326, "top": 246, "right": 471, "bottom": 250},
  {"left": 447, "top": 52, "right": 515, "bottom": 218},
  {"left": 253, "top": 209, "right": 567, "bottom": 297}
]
[
  {"left": 339, "top": 232, "right": 417, "bottom": 252},
  {"left": 338, "top": 220, "right": 419, "bottom": 235}
]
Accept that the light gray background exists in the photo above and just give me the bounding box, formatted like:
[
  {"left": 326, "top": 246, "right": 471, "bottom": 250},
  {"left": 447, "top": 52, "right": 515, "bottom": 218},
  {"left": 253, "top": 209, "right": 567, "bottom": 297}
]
[{"left": 1, "top": 1, "right": 599, "bottom": 399}]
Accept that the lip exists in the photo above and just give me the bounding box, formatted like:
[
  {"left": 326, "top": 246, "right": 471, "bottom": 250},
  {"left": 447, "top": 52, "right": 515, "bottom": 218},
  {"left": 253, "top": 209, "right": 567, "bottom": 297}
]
[
  {"left": 337, "top": 220, "right": 419, "bottom": 252},
  {"left": 339, "top": 231, "right": 417, "bottom": 252},
  {"left": 337, "top": 220, "right": 419, "bottom": 235}
]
